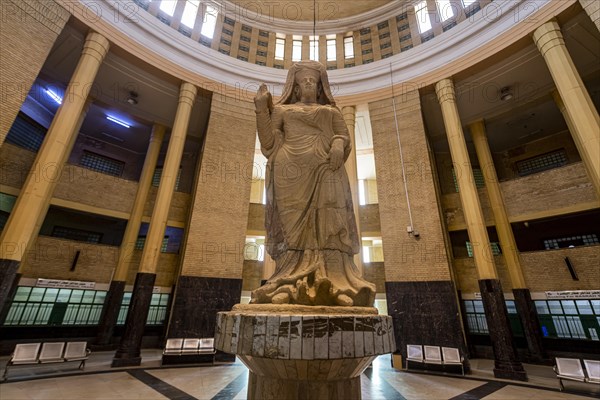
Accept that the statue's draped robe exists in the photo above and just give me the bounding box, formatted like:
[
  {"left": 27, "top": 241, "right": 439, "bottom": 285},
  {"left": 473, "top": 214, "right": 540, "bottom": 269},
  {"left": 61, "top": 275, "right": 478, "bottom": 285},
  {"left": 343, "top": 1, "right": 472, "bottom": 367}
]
[{"left": 251, "top": 104, "right": 376, "bottom": 306}]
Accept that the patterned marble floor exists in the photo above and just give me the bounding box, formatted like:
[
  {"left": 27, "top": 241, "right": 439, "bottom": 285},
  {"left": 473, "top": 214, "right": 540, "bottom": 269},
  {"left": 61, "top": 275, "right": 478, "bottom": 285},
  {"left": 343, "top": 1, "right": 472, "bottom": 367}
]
[{"left": 1, "top": 351, "right": 598, "bottom": 400}]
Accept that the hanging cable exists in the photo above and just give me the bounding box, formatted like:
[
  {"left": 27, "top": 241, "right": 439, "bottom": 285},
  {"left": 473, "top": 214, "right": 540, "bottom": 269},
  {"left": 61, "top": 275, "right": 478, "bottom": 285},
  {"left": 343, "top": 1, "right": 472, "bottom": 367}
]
[
  {"left": 313, "top": 0, "right": 317, "bottom": 59},
  {"left": 389, "top": 63, "right": 416, "bottom": 236}
]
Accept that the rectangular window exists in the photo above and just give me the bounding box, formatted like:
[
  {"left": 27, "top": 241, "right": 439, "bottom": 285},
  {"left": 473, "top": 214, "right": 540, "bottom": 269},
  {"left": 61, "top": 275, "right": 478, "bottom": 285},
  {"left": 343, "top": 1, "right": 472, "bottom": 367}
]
[
  {"left": 543, "top": 234, "right": 599, "bottom": 250},
  {"left": 465, "top": 241, "right": 501, "bottom": 257},
  {"left": 135, "top": 236, "right": 169, "bottom": 252},
  {"left": 464, "top": 300, "right": 488, "bottom": 334},
  {"left": 52, "top": 226, "right": 102, "bottom": 244},
  {"left": 152, "top": 167, "right": 182, "bottom": 191},
  {"left": 241, "top": 24, "right": 252, "bottom": 33},
  {"left": 343, "top": 36, "right": 354, "bottom": 59},
  {"left": 259, "top": 30, "right": 269, "bottom": 37},
  {"left": 326, "top": 38, "right": 336, "bottom": 61},
  {"left": 535, "top": 299, "right": 600, "bottom": 340},
  {"left": 239, "top": 45, "right": 249, "bottom": 52},
  {"left": 181, "top": 0, "right": 200, "bottom": 28},
  {"left": 309, "top": 36, "right": 319, "bottom": 61},
  {"left": 436, "top": 0, "right": 454, "bottom": 22},
  {"left": 461, "top": 0, "right": 478, "bottom": 6},
  {"left": 200, "top": 5, "right": 218, "bottom": 39},
  {"left": 415, "top": 0, "right": 432, "bottom": 33},
  {"left": 397, "top": 13, "right": 408, "bottom": 21},
  {"left": 377, "top": 21, "right": 389, "bottom": 30},
  {"left": 516, "top": 149, "right": 568, "bottom": 176},
  {"left": 240, "top": 36, "right": 251, "bottom": 42},
  {"left": 379, "top": 32, "right": 390, "bottom": 40},
  {"left": 79, "top": 151, "right": 125, "bottom": 177},
  {"left": 117, "top": 293, "right": 170, "bottom": 325},
  {"left": 275, "top": 37, "right": 285, "bottom": 60},
  {"left": 6, "top": 113, "right": 47, "bottom": 152},
  {"left": 159, "top": 0, "right": 177, "bottom": 16},
  {"left": 223, "top": 16, "right": 235, "bottom": 26},
  {"left": 4, "top": 287, "right": 106, "bottom": 326},
  {"left": 359, "top": 27, "right": 371, "bottom": 35},
  {"left": 292, "top": 39, "right": 302, "bottom": 62},
  {"left": 258, "top": 40, "right": 268, "bottom": 47},
  {"left": 452, "top": 167, "right": 485, "bottom": 192}
]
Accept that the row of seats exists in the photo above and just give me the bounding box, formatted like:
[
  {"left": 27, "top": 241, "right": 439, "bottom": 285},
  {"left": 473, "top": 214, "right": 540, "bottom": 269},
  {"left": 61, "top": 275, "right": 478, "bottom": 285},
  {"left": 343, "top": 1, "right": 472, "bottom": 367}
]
[
  {"left": 163, "top": 338, "right": 215, "bottom": 356},
  {"left": 2, "top": 342, "right": 90, "bottom": 380},
  {"left": 554, "top": 357, "right": 600, "bottom": 391},
  {"left": 406, "top": 344, "right": 465, "bottom": 375}
]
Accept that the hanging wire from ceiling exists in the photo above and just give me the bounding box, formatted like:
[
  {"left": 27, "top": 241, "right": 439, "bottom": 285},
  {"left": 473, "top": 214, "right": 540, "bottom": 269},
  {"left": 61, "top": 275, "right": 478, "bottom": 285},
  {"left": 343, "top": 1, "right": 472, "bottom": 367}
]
[{"left": 389, "top": 63, "right": 417, "bottom": 237}]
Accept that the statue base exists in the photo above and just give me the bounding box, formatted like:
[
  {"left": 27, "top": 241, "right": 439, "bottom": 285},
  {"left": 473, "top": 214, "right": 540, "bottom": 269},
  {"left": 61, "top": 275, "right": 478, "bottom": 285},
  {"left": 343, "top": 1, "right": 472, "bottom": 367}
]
[{"left": 215, "top": 304, "right": 395, "bottom": 400}]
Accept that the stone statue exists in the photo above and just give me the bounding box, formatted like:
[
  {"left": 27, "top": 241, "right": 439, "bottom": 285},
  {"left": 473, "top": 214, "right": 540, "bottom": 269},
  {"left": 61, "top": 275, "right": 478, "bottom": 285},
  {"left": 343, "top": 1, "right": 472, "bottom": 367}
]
[{"left": 251, "top": 61, "right": 376, "bottom": 307}]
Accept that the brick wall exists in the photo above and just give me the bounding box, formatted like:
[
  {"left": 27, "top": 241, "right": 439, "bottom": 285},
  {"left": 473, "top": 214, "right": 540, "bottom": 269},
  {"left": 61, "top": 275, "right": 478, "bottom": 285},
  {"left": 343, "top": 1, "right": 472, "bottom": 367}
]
[
  {"left": 443, "top": 162, "right": 598, "bottom": 230},
  {"left": 180, "top": 94, "right": 256, "bottom": 278},
  {"left": 19, "top": 236, "right": 179, "bottom": 286},
  {"left": 246, "top": 203, "right": 265, "bottom": 234},
  {"left": 363, "top": 261, "right": 386, "bottom": 293},
  {"left": 1, "top": 143, "right": 190, "bottom": 222},
  {"left": 454, "top": 245, "right": 600, "bottom": 293},
  {"left": 0, "top": 0, "right": 70, "bottom": 146},
  {"left": 369, "top": 91, "right": 452, "bottom": 282}
]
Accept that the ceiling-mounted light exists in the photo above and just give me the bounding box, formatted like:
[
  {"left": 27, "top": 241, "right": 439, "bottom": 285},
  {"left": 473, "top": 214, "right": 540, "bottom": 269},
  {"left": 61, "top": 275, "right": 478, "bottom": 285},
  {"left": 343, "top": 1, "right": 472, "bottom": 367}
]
[
  {"left": 106, "top": 115, "right": 131, "bottom": 128},
  {"left": 126, "top": 91, "right": 138, "bottom": 105},
  {"left": 500, "top": 86, "right": 513, "bottom": 101},
  {"left": 45, "top": 88, "right": 63, "bottom": 104}
]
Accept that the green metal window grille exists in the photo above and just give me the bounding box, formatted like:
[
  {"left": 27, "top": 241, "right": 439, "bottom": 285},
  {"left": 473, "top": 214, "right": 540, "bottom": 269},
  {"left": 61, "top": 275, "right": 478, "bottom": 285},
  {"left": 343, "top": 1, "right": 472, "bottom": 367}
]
[
  {"left": 516, "top": 149, "right": 567, "bottom": 176},
  {"left": 4, "top": 287, "right": 106, "bottom": 326},
  {"left": 5, "top": 113, "right": 47, "bottom": 152},
  {"left": 466, "top": 241, "right": 501, "bottom": 257},
  {"left": 535, "top": 299, "right": 600, "bottom": 340},
  {"left": 452, "top": 167, "right": 485, "bottom": 192},
  {"left": 152, "top": 167, "right": 181, "bottom": 191},
  {"left": 52, "top": 226, "right": 102, "bottom": 244},
  {"left": 543, "top": 234, "right": 598, "bottom": 250},
  {"left": 135, "top": 236, "right": 169, "bottom": 252},
  {"left": 117, "top": 292, "right": 169, "bottom": 325},
  {"left": 79, "top": 151, "right": 125, "bottom": 177},
  {"left": 464, "top": 299, "right": 523, "bottom": 336}
]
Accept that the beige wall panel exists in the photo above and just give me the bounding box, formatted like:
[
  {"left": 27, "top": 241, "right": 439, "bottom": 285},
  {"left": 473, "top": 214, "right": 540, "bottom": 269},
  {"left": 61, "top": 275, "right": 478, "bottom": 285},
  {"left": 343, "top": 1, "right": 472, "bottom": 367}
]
[
  {"left": 369, "top": 91, "right": 452, "bottom": 282},
  {"left": 180, "top": 95, "right": 255, "bottom": 278},
  {"left": 359, "top": 204, "right": 381, "bottom": 235},
  {"left": 143, "top": 189, "right": 191, "bottom": 223},
  {"left": 246, "top": 203, "right": 266, "bottom": 234}
]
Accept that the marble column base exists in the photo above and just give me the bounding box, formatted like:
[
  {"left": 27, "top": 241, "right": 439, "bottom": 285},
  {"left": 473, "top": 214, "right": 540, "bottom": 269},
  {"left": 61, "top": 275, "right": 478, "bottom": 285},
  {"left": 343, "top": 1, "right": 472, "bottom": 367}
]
[
  {"left": 0, "top": 259, "right": 20, "bottom": 314},
  {"left": 513, "top": 288, "right": 546, "bottom": 362},
  {"left": 112, "top": 273, "right": 155, "bottom": 368},
  {"left": 95, "top": 280, "right": 126, "bottom": 347},
  {"left": 216, "top": 304, "right": 394, "bottom": 400},
  {"left": 479, "top": 279, "right": 528, "bottom": 381}
]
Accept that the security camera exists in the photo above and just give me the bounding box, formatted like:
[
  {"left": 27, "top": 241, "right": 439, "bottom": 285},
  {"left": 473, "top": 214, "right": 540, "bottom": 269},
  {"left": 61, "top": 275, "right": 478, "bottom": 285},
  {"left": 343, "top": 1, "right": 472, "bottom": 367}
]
[{"left": 413, "top": 231, "right": 420, "bottom": 238}]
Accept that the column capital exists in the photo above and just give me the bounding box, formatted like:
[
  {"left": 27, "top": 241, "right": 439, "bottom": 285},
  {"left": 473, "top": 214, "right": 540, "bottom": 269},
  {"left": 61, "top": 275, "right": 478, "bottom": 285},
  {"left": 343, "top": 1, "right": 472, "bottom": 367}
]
[
  {"left": 532, "top": 20, "right": 564, "bottom": 57},
  {"left": 178, "top": 82, "right": 198, "bottom": 106},
  {"left": 82, "top": 31, "right": 110, "bottom": 60},
  {"left": 435, "top": 78, "right": 456, "bottom": 104}
]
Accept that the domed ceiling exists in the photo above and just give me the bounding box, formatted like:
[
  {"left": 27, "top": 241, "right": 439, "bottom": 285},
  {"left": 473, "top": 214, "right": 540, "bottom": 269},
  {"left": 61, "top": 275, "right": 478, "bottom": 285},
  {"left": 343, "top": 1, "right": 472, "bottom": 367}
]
[{"left": 225, "top": 0, "right": 399, "bottom": 22}]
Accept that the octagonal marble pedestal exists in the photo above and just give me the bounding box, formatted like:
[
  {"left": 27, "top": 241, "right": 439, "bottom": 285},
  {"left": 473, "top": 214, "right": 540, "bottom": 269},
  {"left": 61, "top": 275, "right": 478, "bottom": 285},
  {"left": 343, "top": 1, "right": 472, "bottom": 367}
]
[{"left": 215, "top": 304, "right": 395, "bottom": 400}]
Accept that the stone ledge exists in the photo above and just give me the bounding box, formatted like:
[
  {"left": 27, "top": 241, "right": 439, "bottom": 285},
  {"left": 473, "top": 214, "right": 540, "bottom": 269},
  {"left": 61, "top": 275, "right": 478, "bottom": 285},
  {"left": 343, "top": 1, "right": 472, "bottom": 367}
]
[{"left": 232, "top": 303, "right": 378, "bottom": 315}]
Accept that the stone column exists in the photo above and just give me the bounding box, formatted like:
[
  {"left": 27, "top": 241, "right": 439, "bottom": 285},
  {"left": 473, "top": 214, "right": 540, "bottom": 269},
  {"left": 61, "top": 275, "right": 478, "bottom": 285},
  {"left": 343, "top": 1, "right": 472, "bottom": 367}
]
[
  {"left": 112, "top": 83, "right": 197, "bottom": 367},
  {"left": 470, "top": 120, "right": 545, "bottom": 362},
  {"left": 341, "top": 106, "right": 363, "bottom": 274},
  {"left": 436, "top": 79, "right": 526, "bottom": 381},
  {"left": 95, "top": 124, "right": 166, "bottom": 347},
  {"left": 369, "top": 90, "right": 467, "bottom": 367},
  {"left": 0, "top": 32, "right": 109, "bottom": 312},
  {"left": 533, "top": 20, "right": 600, "bottom": 199},
  {"left": 579, "top": 0, "right": 600, "bottom": 32},
  {"left": 165, "top": 93, "right": 256, "bottom": 362}
]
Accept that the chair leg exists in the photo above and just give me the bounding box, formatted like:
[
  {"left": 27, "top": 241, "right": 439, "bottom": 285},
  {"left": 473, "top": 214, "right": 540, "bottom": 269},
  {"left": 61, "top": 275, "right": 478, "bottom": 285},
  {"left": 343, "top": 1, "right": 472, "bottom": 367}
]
[
  {"left": 558, "top": 378, "right": 564, "bottom": 392},
  {"left": 79, "top": 360, "right": 85, "bottom": 370},
  {"left": 2, "top": 364, "right": 9, "bottom": 381}
]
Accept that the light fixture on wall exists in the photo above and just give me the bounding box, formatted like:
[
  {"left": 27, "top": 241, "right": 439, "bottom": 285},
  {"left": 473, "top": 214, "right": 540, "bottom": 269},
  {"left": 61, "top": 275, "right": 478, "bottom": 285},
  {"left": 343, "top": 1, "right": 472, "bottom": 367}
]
[
  {"left": 500, "top": 86, "right": 513, "bottom": 101},
  {"left": 126, "top": 91, "right": 138, "bottom": 105}
]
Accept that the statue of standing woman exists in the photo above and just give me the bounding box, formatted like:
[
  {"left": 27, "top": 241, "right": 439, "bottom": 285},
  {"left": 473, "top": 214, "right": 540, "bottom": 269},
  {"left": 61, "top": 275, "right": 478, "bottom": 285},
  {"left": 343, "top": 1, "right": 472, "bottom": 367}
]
[{"left": 251, "top": 61, "right": 376, "bottom": 307}]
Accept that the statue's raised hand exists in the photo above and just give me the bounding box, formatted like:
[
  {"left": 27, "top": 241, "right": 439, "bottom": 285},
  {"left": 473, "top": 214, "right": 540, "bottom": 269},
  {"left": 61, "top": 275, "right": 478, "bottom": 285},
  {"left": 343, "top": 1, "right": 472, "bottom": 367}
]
[{"left": 254, "top": 83, "right": 273, "bottom": 113}]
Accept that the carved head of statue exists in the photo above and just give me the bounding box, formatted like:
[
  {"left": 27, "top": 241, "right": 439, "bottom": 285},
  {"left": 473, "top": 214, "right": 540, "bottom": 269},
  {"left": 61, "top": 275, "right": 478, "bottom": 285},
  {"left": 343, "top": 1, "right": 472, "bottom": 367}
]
[{"left": 277, "top": 61, "right": 336, "bottom": 106}]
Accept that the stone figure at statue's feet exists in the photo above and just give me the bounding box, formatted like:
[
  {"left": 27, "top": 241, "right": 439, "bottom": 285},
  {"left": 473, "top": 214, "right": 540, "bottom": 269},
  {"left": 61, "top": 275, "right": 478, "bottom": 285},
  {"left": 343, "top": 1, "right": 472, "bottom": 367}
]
[{"left": 251, "top": 60, "right": 376, "bottom": 307}]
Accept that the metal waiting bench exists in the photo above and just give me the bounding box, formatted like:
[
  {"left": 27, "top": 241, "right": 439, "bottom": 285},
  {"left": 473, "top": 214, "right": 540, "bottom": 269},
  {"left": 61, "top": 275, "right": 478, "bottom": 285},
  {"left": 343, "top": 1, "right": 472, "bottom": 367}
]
[
  {"left": 2, "top": 341, "right": 91, "bottom": 380},
  {"left": 406, "top": 344, "right": 465, "bottom": 375},
  {"left": 554, "top": 357, "right": 600, "bottom": 392},
  {"left": 161, "top": 338, "right": 216, "bottom": 365}
]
